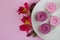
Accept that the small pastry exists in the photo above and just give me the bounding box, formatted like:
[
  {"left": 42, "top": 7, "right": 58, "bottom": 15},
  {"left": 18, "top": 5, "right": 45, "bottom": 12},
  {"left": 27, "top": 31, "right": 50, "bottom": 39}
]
[
  {"left": 50, "top": 16, "right": 60, "bottom": 26},
  {"left": 46, "top": 2, "right": 56, "bottom": 13},
  {"left": 36, "top": 11, "right": 47, "bottom": 22},
  {"left": 39, "top": 23, "right": 51, "bottom": 34}
]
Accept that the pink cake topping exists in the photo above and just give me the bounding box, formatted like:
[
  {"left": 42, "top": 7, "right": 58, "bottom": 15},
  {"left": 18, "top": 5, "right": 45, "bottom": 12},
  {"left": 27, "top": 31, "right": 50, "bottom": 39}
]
[
  {"left": 36, "top": 11, "right": 47, "bottom": 22},
  {"left": 46, "top": 2, "right": 56, "bottom": 13},
  {"left": 39, "top": 23, "right": 51, "bottom": 34},
  {"left": 50, "top": 16, "right": 60, "bottom": 26}
]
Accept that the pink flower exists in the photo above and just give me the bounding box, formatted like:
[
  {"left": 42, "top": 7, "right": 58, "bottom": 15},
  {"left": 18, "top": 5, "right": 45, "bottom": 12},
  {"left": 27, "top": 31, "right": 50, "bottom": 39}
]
[
  {"left": 19, "top": 24, "right": 32, "bottom": 33},
  {"left": 21, "top": 16, "right": 31, "bottom": 25},
  {"left": 50, "top": 16, "right": 60, "bottom": 26},
  {"left": 18, "top": 3, "right": 37, "bottom": 37},
  {"left": 17, "top": 2, "right": 30, "bottom": 14},
  {"left": 19, "top": 16, "right": 32, "bottom": 33}
]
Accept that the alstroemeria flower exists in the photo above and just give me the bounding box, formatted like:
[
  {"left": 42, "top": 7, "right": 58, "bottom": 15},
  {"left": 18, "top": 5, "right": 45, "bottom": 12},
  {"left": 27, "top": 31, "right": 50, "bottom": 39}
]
[
  {"left": 18, "top": 3, "right": 37, "bottom": 37},
  {"left": 19, "top": 24, "right": 32, "bottom": 33},
  {"left": 17, "top": 2, "right": 30, "bottom": 14},
  {"left": 21, "top": 16, "right": 31, "bottom": 25},
  {"left": 19, "top": 16, "right": 32, "bottom": 33}
]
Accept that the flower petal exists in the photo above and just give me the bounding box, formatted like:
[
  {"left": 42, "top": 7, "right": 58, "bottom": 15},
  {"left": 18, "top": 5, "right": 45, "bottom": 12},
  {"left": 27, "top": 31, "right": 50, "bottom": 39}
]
[
  {"left": 17, "top": 7, "right": 28, "bottom": 14},
  {"left": 19, "top": 24, "right": 32, "bottom": 32},
  {"left": 24, "top": 2, "right": 30, "bottom": 10},
  {"left": 21, "top": 16, "right": 28, "bottom": 23},
  {"left": 21, "top": 16, "right": 31, "bottom": 24}
]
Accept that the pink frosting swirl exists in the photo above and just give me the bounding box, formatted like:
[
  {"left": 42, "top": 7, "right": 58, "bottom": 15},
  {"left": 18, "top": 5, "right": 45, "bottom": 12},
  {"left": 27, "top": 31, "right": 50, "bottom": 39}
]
[
  {"left": 39, "top": 23, "right": 51, "bottom": 34},
  {"left": 50, "top": 16, "right": 60, "bottom": 26},
  {"left": 36, "top": 11, "right": 47, "bottom": 22},
  {"left": 46, "top": 2, "right": 56, "bottom": 13}
]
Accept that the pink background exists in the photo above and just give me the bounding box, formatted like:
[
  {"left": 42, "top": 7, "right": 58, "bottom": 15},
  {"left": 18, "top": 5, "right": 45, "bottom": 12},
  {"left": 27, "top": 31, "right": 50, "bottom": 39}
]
[{"left": 0, "top": 0, "right": 42, "bottom": 40}]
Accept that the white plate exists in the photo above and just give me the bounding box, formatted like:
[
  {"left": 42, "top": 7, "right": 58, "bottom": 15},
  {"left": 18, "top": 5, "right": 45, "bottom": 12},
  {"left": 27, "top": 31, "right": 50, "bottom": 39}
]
[{"left": 31, "top": 0, "right": 60, "bottom": 40}]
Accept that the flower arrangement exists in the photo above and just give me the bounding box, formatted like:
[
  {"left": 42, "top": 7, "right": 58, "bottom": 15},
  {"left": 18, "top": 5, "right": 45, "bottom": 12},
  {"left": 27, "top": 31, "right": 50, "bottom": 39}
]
[{"left": 17, "top": 2, "right": 37, "bottom": 37}]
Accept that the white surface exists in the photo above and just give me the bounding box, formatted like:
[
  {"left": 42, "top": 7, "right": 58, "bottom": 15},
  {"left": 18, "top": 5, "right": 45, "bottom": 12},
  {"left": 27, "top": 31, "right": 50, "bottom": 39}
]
[{"left": 31, "top": 0, "right": 60, "bottom": 40}]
